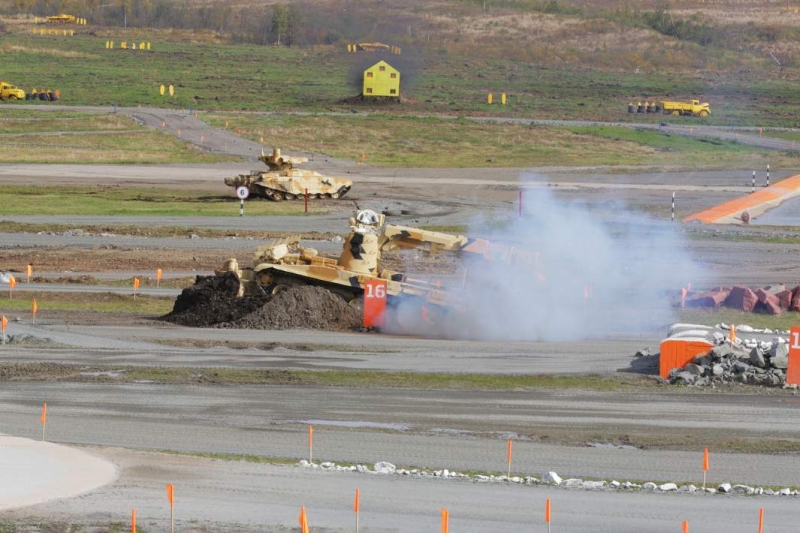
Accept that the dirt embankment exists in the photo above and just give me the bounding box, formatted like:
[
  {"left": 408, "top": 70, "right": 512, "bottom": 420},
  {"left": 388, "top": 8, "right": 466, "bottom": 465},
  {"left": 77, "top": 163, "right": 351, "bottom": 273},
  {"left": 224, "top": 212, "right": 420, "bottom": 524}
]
[{"left": 164, "top": 274, "right": 362, "bottom": 332}]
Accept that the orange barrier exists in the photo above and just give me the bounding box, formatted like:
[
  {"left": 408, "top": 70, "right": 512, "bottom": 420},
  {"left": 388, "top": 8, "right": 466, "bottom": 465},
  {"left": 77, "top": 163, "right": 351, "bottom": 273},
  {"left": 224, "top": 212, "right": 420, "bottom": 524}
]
[
  {"left": 684, "top": 174, "right": 800, "bottom": 224},
  {"left": 659, "top": 339, "right": 714, "bottom": 378}
]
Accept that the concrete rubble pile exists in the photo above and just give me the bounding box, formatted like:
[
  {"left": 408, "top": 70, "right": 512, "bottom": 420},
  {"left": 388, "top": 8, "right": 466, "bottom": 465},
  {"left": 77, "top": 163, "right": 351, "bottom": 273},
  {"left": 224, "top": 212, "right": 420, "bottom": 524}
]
[
  {"left": 666, "top": 324, "right": 791, "bottom": 387},
  {"left": 684, "top": 284, "right": 800, "bottom": 316},
  {"left": 297, "top": 461, "right": 800, "bottom": 498}
]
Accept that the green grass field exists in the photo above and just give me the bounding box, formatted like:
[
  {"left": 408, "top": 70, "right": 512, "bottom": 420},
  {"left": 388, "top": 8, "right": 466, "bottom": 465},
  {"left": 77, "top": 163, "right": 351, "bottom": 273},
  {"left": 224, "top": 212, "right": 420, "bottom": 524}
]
[
  {"left": 0, "top": 185, "right": 323, "bottom": 216},
  {"left": 203, "top": 113, "right": 790, "bottom": 168},
  {"left": 3, "top": 31, "right": 800, "bottom": 126},
  {"left": 0, "top": 292, "right": 173, "bottom": 315},
  {"left": 0, "top": 109, "right": 233, "bottom": 163}
]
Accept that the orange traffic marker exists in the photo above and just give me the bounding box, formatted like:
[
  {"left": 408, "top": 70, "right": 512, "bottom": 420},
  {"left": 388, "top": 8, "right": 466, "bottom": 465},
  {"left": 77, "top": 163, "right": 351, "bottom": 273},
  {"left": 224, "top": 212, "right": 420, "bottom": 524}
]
[
  {"left": 166, "top": 483, "right": 175, "bottom": 533},
  {"left": 299, "top": 506, "right": 309, "bottom": 533},
  {"left": 506, "top": 439, "right": 513, "bottom": 477},
  {"left": 308, "top": 425, "right": 314, "bottom": 463},
  {"left": 703, "top": 448, "right": 709, "bottom": 489},
  {"left": 131, "top": 508, "right": 136, "bottom": 533},
  {"left": 26, "top": 263, "right": 32, "bottom": 282},
  {"left": 133, "top": 277, "right": 140, "bottom": 299},
  {"left": 354, "top": 488, "right": 360, "bottom": 533},
  {"left": 441, "top": 508, "right": 449, "bottom": 533},
  {"left": 9, "top": 275, "right": 16, "bottom": 298},
  {"left": 545, "top": 498, "right": 551, "bottom": 533},
  {"left": 32, "top": 298, "right": 38, "bottom": 324},
  {"left": 40, "top": 402, "right": 47, "bottom": 441},
  {"left": 156, "top": 268, "right": 163, "bottom": 288}
]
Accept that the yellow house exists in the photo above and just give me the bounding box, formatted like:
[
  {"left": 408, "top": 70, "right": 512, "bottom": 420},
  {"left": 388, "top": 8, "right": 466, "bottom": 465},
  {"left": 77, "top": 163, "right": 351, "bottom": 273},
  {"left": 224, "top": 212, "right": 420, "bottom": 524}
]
[{"left": 363, "top": 60, "right": 400, "bottom": 98}]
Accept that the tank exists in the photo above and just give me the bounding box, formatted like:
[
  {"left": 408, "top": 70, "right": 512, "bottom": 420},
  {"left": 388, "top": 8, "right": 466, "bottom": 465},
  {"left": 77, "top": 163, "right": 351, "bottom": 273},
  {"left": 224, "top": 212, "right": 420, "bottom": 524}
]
[{"left": 224, "top": 148, "right": 353, "bottom": 201}]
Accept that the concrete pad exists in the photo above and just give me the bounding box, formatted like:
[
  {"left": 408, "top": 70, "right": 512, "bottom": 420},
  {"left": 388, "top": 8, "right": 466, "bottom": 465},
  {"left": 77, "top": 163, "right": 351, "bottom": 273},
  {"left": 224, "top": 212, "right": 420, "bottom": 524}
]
[{"left": 0, "top": 435, "right": 116, "bottom": 510}]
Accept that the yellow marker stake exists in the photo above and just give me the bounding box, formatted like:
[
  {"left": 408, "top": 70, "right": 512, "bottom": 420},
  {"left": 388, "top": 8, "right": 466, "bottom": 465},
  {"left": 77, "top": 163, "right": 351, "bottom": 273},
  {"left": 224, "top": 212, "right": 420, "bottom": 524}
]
[{"left": 488, "top": 93, "right": 493, "bottom": 104}]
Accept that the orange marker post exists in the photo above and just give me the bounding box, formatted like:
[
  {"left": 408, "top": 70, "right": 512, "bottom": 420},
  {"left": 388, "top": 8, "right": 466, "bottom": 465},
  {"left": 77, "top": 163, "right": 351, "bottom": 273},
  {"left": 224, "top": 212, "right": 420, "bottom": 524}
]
[
  {"left": 702, "top": 447, "right": 709, "bottom": 490},
  {"left": 131, "top": 508, "right": 136, "bottom": 533},
  {"left": 9, "top": 275, "right": 16, "bottom": 299},
  {"left": 363, "top": 280, "right": 387, "bottom": 329},
  {"left": 1, "top": 315, "right": 6, "bottom": 345},
  {"left": 156, "top": 268, "right": 163, "bottom": 288},
  {"left": 729, "top": 324, "right": 736, "bottom": 344},
  {"left": 308, "top": 425, "right": 314, "bottom": 463},
  {"left": 354, "top": 488, "right": 360, "bottom": 533},
  {"left": 40, "top": 402, "right": 47, "bottom": 441},
  {"left": 133, "top": 277, "right": 140, "bottom": 299},
  {"left": 166, "top": 483, "right": 175, "bottom": 533},
  {"left": 545, "top": 498, "right": 551, "bottom": 533},
  {"left": 506, "top": 439, "right": 513, "bottom": 477},
  {"left": 299, "top": 506, "right": 309, "bottom": 533},
  {"left": 682, "top": 520, "right": 689, "bottom": 533},
  {"left": 441, "top": 508, "right": 449, "bottom": 533},
  {"left": 32, "top": 298, "right": 38, "bottom": 325},
  {"left": 758, "top": 507, "right": 764, "bottom": 533},
  {"left": 26, "top": 263, "right": 32, "bottom": 283},
  {"left": 786, "top": 327, "right": 800, "bottom": 385}
]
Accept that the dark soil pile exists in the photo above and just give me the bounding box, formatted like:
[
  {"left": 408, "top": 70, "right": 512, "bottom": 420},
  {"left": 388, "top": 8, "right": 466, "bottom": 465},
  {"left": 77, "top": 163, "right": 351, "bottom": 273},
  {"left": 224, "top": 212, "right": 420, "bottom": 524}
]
[
  {"left": 164, "top": 274, "right": 267, "bottom": 327},
  {"left": 164, "top": 275, "right": 362, "bottom": 332}
]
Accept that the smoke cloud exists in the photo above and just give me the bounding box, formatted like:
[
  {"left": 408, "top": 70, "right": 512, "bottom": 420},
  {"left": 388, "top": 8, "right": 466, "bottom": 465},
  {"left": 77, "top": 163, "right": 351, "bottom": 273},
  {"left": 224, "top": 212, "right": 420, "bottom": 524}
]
[{"left": 389, "top": 183, "right": 707, "bottom": 341}]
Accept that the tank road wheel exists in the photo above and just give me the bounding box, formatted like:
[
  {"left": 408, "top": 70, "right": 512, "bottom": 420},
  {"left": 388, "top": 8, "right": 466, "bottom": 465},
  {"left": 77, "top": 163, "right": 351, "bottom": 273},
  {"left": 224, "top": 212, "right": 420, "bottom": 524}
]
[
  {"left": 699, "top": 110, "right": 709, "bottom": 117},
  {"left": 331, "top": 192, "right": 340, "bottom": 199},
  {"left": 324, "top": 193, "right": 333, "bottom": 199},
  {"left": 285, "top": 193, "right": 297, "bottom": 200},
  {"left": 671, "top": 110, "right": 680, "bottom": 116},
  {"left": 271, "top": 191, "right": 285, "bottom": 201}
]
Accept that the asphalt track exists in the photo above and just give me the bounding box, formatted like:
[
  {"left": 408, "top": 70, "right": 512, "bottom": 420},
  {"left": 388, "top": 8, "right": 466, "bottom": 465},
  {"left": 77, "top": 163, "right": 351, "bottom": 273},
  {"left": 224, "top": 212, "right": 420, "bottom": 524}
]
[
  {"left": 1, "top": 447, "right": 791, "bottom": 533},
  {"left": 3, "top": 381, "right": 800, "bottom": 487}
]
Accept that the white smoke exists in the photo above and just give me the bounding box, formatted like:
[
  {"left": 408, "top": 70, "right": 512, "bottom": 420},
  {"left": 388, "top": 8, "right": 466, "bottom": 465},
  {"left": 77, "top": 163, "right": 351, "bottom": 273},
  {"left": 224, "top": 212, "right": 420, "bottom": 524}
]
[{"left": 388, "top": 185, "right": 707, "bottom": 341}]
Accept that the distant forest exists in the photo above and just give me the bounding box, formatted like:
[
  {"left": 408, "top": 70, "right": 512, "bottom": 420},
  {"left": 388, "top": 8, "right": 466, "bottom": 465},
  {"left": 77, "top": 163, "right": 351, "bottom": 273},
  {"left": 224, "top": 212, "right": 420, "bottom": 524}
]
[{"left": 4, "top": 0, "right": 417, "bottom": 47}]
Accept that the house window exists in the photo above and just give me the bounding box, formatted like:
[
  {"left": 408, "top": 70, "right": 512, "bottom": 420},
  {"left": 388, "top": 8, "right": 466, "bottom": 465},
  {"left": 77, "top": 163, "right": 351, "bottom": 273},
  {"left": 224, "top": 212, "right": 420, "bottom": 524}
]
[
  {"left": 390, "top": 73, "right": 397, "bottom": 79},
  {"left": 390, "top": 89, "right": 396, "bottom": 94},
  {"left": 379, "top": 66, "right": 385, "bottom": 71},
  {"left": 366, "top": 88, "right": 373, "bottom": 94},
  {"left": 366, "top": 72, "right": 373, "bottom": 78}
]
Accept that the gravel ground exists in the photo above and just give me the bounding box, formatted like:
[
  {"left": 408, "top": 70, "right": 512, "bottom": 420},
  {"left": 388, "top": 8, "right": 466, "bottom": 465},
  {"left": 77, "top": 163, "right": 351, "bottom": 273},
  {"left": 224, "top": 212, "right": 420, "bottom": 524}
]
[{"left": 1, "top": 446, "right": 792, "bottom": 533}]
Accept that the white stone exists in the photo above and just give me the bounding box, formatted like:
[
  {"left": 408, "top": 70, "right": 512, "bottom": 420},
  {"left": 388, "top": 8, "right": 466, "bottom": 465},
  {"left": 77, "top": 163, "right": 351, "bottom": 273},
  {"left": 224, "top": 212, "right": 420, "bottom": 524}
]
[
  {"left": 610, "top": 480, "right": 621, "bottom": 489},
  {"left": 732, "top": 485, "right": 754, "bottom": 495},
  {"left": 320, "top": 462, "right": 334, "bottom": 469},
  {"left": 356, "top": 464, "right": 368, "bottom": 473},
  {"left": 738, "top": 324, "right": 754, "bottom": 332},
  {"left": 373, "top": 462, "right": 396, "bottom": 474},
  {"left": 780, "top": 488, "right": 791, "bottom": 496},
  {"left": 475, "top": 475, "right": 489, "bottom": 481},
  {"left": 718, "top": 483, "right": 732, "bottom": 493},
  {"left": 298, "top": 460, "right": 310, "bottom": 467},
  {"left": 755, "top": 487, "right": 763, "bottom": 495},
  {"left": 510, "top": 476, "right": 522, "bottom": 483},
  {"left": 564, "top": 478, "right": 583, "bottom": 488},
  {"left": 765, "top": 489, "right": 775, "bottom": 496},
  {"left": 643, "top": 482, "right": 657, "bottom": 490},
  {"left": 705, "top": 488, "right": 717, "bottom": 494},
  {"left": 687, "top": 485, "right": 697, "bottom": 493},
  {"left": 584, "top": 481, "right": 606, "bottom": 490},
  {"left": 659, "top": 483, "right": 678, "bottom": 492},
  {"left": 543, "top": 472, "right": 562, "bottom": 485}
]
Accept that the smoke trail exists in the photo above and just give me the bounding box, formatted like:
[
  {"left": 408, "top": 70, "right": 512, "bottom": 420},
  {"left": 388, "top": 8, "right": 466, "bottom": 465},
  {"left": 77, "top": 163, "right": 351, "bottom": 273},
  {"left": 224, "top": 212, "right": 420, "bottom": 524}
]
[{"left": 390, "top": 183, "right": 707, "bottom": 341}]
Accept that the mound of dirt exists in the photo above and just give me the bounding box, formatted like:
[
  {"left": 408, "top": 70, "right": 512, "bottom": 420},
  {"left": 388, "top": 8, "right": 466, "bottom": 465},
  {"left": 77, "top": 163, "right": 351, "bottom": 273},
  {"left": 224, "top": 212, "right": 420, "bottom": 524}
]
[
  {"left": 164, "top": 274, "right": 267, "bottom": 327},
  {"left": 164, "top": 275, "right": 362, "bottom": 332}
]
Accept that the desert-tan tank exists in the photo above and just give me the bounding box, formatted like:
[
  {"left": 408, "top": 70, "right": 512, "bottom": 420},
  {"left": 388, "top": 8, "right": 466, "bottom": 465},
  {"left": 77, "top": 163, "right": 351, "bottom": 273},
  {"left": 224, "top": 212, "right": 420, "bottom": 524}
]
[
  {"left": 224, "top": 148, "right": 353, "bottom": 201},
  {"left": 215, "top": 209, "right": 538, "bottom": 329}
]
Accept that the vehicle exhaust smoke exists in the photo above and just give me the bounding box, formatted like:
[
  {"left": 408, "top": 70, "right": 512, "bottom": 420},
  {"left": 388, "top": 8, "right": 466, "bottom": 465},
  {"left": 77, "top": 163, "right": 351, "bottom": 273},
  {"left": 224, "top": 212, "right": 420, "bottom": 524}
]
[{"left": 388, "top": 185, "right": 707, "bottom": 342}]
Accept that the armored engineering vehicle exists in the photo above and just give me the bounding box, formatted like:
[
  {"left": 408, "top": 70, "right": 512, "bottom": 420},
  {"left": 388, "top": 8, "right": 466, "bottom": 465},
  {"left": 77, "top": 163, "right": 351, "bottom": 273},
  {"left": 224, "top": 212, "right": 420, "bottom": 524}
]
[
  {"left": 215, "top": 209, "right": 536, "bottom": 327},
  {"left": 225, "top": 148, "right": 352, "bottom": 201}
]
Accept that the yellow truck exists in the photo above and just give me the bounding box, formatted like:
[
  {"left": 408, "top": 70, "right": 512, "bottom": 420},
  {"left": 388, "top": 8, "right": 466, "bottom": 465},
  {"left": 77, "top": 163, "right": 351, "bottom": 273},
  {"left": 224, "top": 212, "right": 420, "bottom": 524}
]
[
  {"left": 0, "top": 82, "right": 25, "bottom": 101},
  {"left": 660, "top": 99, "right": 711, "bottom": 117}
]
